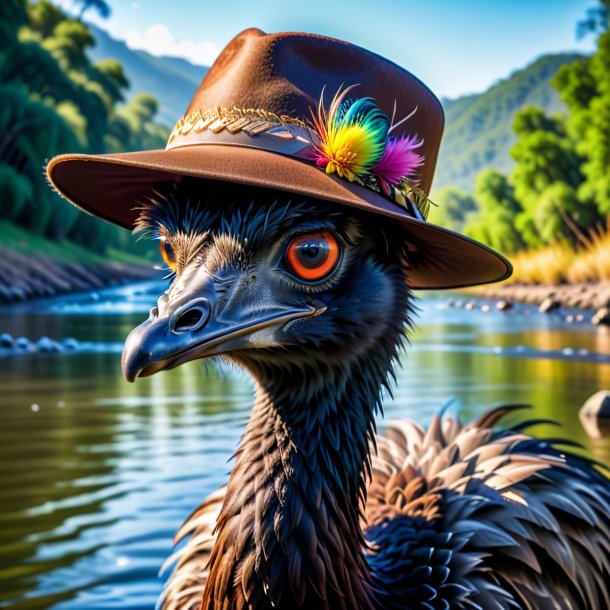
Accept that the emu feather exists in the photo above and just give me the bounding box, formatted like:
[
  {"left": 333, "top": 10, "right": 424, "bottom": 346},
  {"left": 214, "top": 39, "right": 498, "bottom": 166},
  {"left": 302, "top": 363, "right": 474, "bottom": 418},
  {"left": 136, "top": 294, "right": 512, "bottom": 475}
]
[{"left": 127, "top": 180, "right": 610, "bottom": 610}]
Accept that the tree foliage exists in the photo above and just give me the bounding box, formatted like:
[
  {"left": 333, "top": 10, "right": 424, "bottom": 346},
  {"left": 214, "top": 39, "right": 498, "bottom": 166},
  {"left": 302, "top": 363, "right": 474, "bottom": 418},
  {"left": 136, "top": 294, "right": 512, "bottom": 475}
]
[
  {"left": 464, "top": 169, "right": 523, "bottom": 254},
  {"left": 464, "top": 1, "right": 610, "bottom": 252},
  {"left": 0, "top": 0, "right": 169, "bottom": 255},
  {"left": 429, "top": 187, "right": 476, "bottom": 232},
  {"left": 75, "top": 0, "right": 111, "bottom": 21}
]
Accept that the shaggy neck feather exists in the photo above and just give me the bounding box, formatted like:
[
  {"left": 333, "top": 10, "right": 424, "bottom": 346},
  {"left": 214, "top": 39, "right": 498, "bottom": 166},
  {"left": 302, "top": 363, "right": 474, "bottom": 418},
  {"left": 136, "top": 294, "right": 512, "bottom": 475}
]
[{"left": 201, "top": 344, "right": 401, "bottom": 610}]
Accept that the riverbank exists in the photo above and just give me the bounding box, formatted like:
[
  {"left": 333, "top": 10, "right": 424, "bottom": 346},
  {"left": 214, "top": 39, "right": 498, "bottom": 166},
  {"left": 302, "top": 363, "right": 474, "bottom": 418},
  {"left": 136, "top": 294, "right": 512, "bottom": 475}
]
[
  {"left": 485, "top": 282, "right": 610, "bottom": 310},
  {"left": 483, "top": 281, "right": 610, "bottom": 321},
  {"left": 0, "top": 245, "right": 159, "bottom": 303},
  {"left": 0, "top": 222, "right": 159, "bottom": 303}
]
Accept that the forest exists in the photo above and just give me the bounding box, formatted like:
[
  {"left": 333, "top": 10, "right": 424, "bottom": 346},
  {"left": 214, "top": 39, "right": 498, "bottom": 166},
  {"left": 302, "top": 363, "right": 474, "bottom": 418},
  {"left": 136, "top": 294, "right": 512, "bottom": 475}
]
[
  {"left": 431, "top": 0, "right": 610, "bottom": 284},
  {"left": 0, "top": 0, "right": 168, "bottom": 258}
]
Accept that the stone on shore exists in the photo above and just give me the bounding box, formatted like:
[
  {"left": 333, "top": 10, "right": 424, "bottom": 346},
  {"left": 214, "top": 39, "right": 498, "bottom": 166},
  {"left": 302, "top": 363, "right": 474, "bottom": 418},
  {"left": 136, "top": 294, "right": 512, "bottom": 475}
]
[
  {"left": 592, "top": 307, "right": 610, "bottom": 326},
  {"left": 580, "top": 390, "right": 610, "bottom": 438},
  {"left": 15, "top": 337, "right": 32, "bottom": 351},
  {"left": 36, "top": 337, "right": 61, "bottom": 353},
  {"left": 580, "top": 390, "right": 610, "bottom": 419},
  {"left": 62, "top": 338, "right": 79, "bottom": 350},
  {"left": 539, "top": 298, "right": 560, "bottom": 314}
]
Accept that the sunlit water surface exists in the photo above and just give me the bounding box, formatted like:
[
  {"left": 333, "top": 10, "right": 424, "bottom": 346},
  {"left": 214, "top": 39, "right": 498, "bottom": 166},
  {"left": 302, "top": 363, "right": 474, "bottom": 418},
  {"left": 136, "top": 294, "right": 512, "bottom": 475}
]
[{"left": 1, "top": 282, "right": 610, "bottom": 609}]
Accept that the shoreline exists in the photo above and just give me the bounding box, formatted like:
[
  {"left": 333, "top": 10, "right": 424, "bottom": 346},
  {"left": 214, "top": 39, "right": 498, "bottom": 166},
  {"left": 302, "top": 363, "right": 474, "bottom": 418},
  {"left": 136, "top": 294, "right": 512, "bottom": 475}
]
[
  {"left": 0, "top": 245, "right": 159, "bottom": 304},
  {"left": 483, "top": 282, "right": 610, "bottom": 311}
]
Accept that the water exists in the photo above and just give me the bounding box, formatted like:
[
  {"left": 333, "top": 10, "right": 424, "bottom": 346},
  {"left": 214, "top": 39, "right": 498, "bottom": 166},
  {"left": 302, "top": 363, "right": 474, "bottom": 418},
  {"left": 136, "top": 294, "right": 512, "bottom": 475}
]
[{"left": 1, "top": 282, "right": 610, "bottom": 609}]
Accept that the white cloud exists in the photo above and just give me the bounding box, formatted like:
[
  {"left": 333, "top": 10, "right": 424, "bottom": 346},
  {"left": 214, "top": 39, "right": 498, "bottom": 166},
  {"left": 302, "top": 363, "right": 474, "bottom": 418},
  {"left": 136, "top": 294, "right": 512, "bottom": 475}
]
[{"left": 124, "top": 24, "right": 220, "bottom": 67}]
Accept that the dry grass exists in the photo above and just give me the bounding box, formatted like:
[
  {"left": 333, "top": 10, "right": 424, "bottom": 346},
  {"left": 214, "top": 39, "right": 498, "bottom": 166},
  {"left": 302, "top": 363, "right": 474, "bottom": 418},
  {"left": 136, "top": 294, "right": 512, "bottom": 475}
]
[{"left": 508, "top": 219, "right": 610, "bottom": 285}]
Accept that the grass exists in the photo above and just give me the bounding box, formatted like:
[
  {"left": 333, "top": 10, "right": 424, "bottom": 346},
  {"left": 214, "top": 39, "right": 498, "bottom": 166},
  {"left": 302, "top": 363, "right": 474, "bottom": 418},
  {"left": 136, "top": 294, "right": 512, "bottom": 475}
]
[
  {"left": 0, "top": 221, "right": 152, "bottom": 267},
  {"left": 508, "top": 219, "right": 610, "bottom": 285}
]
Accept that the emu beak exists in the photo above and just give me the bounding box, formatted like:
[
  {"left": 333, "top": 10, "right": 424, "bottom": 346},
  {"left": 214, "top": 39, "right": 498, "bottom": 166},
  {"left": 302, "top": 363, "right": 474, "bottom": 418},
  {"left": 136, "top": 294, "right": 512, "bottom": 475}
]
[{"left": 121, "top": 285, "right": 317, "bottom": 382}]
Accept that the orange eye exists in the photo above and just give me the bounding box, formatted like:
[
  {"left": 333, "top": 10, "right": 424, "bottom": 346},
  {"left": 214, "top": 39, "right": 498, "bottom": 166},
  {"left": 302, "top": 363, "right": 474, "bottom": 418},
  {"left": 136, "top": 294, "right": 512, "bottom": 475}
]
[
  {"left": 284, "top": 232, "right": 340, "bottom": 282},
  {"left": 159, "top": 236, "right": 177, "bottom": 271}
]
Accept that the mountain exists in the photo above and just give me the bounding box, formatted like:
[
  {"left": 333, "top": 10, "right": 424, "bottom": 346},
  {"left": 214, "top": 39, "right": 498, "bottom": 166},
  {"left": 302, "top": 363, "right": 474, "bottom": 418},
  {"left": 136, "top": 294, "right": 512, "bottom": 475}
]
[
  {"left": 87, "top": 24, "right": 207, "bottom": 127},
  {"left": 85, "top": 25, "right": 581, "bottom": 194},
  {"left": 433, "top": 52, "right": 583, "bottom": 193}
]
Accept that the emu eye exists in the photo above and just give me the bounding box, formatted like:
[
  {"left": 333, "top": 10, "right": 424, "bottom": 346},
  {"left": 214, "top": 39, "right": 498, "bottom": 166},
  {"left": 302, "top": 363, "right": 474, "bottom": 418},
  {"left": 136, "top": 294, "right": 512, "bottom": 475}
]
[
  {"left": 159, "top": 236, "right": 177, "bottom": 271},
  {"left": 284, "top": 232, "right": 340, "bottom": 282}
]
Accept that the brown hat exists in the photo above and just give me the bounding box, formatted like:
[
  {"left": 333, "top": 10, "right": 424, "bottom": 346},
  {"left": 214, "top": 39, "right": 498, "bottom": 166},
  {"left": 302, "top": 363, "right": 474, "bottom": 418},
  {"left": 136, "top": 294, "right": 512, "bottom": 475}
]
[{"left": 46, "top": 28, "right": 511, "bottom": 289}]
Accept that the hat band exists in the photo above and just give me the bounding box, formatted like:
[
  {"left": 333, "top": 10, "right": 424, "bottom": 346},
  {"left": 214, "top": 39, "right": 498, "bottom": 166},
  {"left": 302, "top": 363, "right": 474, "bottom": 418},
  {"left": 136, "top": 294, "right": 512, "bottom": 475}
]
[{"left": 166, "top": 101, "right": 430, "bottom": 221}]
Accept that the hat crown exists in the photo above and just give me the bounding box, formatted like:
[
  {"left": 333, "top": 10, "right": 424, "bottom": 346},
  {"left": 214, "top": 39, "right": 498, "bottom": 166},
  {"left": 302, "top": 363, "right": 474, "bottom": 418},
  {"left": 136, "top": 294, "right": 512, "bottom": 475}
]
[{"left": 185, "top": 28, "right": 444, "bottom": 194}]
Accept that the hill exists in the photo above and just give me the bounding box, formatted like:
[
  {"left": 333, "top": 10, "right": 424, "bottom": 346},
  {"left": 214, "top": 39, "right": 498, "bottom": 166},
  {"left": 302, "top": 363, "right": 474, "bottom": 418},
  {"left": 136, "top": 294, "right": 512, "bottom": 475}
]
[
  {"left": 433, "top": 53, "right": 582, "bottom": 193},
  {"left": 87, "top": 24, "right": 207, "bottom": 127}
]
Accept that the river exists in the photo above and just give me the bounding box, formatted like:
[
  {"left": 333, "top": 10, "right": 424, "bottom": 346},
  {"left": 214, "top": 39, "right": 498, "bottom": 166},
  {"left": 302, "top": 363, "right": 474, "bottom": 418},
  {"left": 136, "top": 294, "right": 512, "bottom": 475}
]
[{"left": 1, "top": 281, "right": 610, "bottom": 609}]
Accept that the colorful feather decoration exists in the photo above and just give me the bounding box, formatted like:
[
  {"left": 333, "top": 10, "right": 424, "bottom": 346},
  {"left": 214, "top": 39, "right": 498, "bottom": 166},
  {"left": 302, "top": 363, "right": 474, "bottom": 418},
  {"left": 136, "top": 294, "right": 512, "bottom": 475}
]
[
  {"left": 372, "top": 134, "right": 424, "bottom": 186},
  {"left": 310, "top": 86, "right": 390, "bottom": 183},
  {"left": 308, "top": 85, "right": 434, "bottom": 219}
]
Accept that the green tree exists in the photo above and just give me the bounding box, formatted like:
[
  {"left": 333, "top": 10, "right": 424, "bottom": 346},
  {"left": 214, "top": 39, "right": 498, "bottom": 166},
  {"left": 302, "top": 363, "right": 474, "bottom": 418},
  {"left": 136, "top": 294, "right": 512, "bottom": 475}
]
[
  {"left": 429, "top": 187, "right": 476, "bottom": 231},
  {"left": 553, "top": 3, "right": 610, "bottom": 215},
  {"left": 464, "top": 169, "right": 523, "bottom": 254},
  {"left": 0, "top": 0, "right": 169, "bottom": 254},
  {"left": 74, "top": 0, "right": 111, "bottom": 21},
  {"left": 508, "top": 106, "right": 593, "bottom": 246}
]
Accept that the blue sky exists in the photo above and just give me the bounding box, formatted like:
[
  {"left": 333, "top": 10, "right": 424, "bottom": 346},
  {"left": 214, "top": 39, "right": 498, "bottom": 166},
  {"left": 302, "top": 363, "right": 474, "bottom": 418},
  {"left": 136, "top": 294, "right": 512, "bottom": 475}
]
[{"left": 54, "top": 0, "right": 597, "bottom": 98}]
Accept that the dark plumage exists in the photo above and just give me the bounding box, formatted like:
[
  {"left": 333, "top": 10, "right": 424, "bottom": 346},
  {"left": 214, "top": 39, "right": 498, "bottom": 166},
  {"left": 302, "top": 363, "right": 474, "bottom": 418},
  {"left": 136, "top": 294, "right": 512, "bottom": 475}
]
[{"left": 125, "top": 180, "right": 610, "bottom": 610}]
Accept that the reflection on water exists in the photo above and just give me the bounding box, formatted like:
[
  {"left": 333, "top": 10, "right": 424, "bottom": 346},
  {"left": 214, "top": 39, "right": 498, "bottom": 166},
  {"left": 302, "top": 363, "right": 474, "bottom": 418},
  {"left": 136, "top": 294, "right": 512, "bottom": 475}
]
[{"left": 1, "top": 283, "right": 610, "bottom": 608}]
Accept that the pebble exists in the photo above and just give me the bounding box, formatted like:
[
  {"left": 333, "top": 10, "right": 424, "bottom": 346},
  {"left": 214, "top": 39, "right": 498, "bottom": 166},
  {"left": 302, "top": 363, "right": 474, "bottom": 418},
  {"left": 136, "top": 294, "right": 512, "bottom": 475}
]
[
  {"left": 36, "top": 336, "right": 61, "bottom": 353},
  {"left": 565, "top": 315, "right": 575, "bottom": 323},
  {"left": 31, "top": 404, "right": 40, "bottom": 412},
  {"left": 15, "top": 337, "right": 32, "bottom": 350},
  {"left": 62, "top": 338, "right": 79, "bottom": 350},
  {"left": 496, "top": 300, "right": 512, "bottom": 311},
  {"left": 480, "top": 304, "right": 490, "bottom": 313},
  {"left": 580, "top": 390, "right": 610, "bottom": 439},
  {"left": 539, "top": 298, "right": 560, "bottom": 314},
  {"left": 580, "top": 390, "right": 610, "bottom": 419},
  {"left": 592, "top": 307, "right": 610, "bottom": 327},
  {"left": 465, "top": 302, "right": 475, "bottom": 311}
]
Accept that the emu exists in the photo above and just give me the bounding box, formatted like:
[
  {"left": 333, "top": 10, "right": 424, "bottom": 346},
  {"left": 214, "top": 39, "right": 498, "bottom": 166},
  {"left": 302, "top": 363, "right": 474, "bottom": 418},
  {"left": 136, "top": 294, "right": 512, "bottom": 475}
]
[{"left": 122, "top": 179, "right": 610, "bottom": 610}]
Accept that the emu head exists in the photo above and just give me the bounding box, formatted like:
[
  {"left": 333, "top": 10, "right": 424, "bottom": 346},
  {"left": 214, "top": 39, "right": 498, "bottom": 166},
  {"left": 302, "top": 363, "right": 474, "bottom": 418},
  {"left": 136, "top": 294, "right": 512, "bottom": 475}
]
[{"left": 122, "top": 179, "right": 415, "bottom": 386}]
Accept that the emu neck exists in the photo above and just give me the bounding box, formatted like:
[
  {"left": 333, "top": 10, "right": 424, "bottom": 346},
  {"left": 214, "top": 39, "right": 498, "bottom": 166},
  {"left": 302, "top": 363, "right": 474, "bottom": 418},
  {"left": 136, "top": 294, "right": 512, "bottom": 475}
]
[{"left": 202, "top": 355, "right": 391, "bottom": 610}]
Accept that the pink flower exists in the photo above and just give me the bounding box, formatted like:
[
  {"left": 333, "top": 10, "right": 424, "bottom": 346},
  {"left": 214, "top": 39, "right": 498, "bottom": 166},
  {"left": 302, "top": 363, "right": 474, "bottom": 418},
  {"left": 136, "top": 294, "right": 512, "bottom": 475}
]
[{"left": 372, "top": 134, "right": 424, "bottom": 186}]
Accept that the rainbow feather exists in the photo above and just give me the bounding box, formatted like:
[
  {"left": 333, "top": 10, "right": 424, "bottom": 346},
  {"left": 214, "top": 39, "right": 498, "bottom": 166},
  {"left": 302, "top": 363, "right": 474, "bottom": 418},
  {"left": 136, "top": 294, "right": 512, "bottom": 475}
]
[
  {"left": 372, "top": 134, "right": 424, "bottom": 186},
  {"left": 310, "top": 87, "right": 390, "bottom": 182}
]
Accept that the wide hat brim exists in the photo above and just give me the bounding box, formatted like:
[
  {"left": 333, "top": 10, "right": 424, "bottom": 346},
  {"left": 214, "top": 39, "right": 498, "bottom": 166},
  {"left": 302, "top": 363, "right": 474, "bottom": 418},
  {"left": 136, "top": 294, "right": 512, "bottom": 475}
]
[{"left": 47, "top": 143, "right": 511, "bottom": 290}]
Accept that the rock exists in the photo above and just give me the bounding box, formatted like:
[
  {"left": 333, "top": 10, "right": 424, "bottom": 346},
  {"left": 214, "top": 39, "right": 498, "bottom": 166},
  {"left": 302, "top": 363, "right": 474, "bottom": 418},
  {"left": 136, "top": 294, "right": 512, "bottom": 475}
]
[
  {"left": 580, "top": 390, "right": 610, "bottom": 438},
  {"left": 0, "top": 333, "right": 13, "bottom": 347},
  {"left": 496, "top": 300, "right": 512, "bottom": 311},
  {"left": 592, "top": 307, "right": 610, "bottom": 327},
  {"left": 576, "top": 314, "right": 585, "bottom": 322},
  {"left": 62, "top": 338, "right": 79, "bottom": 350},
  {"left": 481, "top": 304, "right": 490, "bottom": 313},
  {"left": 565, "top": 315, "right": 575, "bottom": 323},
  {"left": 465, "top": 302, "right": 475, "bottom": 311},
  {"left": 15, "top": 337, "right": 32, "bottom": 350},
  {"left": 539, "top": 298, "right": 560, "bottom": 314},
  {"left": 36, "top": 336, "right": 61, "bottom": 353},
  {"left": 580, "top": 390, "right": 610, "bottom": 419}
]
